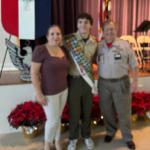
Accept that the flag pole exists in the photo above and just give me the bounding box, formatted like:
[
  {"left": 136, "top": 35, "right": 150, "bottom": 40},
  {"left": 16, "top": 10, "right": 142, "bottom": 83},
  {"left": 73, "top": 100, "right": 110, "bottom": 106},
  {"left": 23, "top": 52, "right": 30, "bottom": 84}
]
[{"left": 0, "top": 35, "right": 11, "bottom": 78}]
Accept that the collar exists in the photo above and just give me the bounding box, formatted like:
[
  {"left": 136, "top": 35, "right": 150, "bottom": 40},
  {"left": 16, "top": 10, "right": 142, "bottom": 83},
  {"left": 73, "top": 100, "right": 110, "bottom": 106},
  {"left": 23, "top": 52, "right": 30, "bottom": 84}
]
[
  {"left": 106, "top": 42, "right": 113, "bottom": 48},
  {"left": 103, "top": 38, "right": 120, "bottom": 48},
  {"left": 75, "top": 31, "right": 96, "bottom": 44}
]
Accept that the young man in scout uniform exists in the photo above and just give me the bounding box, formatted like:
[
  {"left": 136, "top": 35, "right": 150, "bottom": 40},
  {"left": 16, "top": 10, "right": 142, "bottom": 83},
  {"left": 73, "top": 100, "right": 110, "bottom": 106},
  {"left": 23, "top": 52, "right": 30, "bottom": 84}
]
[
  {"left": 64, "top": 13, "right": 97, "bottom": 150},
  {"left": 97, "top": 21, "right": 137, "bottom": 150}
]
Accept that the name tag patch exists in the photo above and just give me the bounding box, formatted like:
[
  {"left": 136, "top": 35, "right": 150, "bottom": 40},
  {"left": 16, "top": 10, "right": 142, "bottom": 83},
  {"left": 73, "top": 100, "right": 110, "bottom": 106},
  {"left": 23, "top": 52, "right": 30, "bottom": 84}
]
[
  {"left": 114, "top": 53, "right": 121, "bottom": 60},
  {"left": 98, "top": 54, "right": 104, "bottom": 64}
]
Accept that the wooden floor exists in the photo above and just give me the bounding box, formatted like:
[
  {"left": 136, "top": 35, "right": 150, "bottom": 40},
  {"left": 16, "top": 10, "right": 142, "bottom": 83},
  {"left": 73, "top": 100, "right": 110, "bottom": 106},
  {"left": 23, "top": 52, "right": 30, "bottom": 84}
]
[{"left": 0, "top": 71, "right": 31, "bottom": 85}]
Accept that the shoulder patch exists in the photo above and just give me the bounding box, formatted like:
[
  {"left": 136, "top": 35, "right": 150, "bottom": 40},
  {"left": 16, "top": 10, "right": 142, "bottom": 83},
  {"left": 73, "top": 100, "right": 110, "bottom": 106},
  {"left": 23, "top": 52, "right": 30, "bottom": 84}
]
[
  {"left": 90, "top": 35, "right": 97, "bottom": 43},
  {"left": 64, "top": 33, "right": 75, "bottom": 40},
  {"left": 98, "top": 40, "right": 105, "bottom": 47}
]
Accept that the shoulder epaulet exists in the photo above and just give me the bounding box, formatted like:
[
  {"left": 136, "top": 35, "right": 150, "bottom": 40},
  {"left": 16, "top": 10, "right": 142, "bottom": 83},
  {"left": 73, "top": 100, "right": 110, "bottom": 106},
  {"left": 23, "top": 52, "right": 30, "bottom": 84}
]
[
  {"left": 119, "top": 38, "right": 130, "bottom": 45},
  {"left": 64, "top": 33, "right": 76, "bottom": 40},
  {"left": 90, "top": 35, "right": 97, "bottom": 43},
  {"left": 119, "top": 38, "right": 125, "bottom": 42},
  {"left": 98, "top": 40, "right": 105, "bottom": 47}
]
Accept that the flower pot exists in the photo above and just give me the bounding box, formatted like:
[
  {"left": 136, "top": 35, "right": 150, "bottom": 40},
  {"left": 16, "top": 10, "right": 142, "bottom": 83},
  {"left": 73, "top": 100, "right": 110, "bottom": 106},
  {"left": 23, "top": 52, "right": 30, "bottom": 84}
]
[
  {"left": 61, "top": 123, "right": 69, "bottom": 133},
  {"left": 146, "top": 111, "right": 150, "bottom": 121},
  {"left": 137, "top": 115, "right": 149, "bottom": 122},
  {"left": 131, "top": 114, "right": 138, "bottom": 123},
  {"left": 22, "top": 124, "right": 44, "bottom": 139}
]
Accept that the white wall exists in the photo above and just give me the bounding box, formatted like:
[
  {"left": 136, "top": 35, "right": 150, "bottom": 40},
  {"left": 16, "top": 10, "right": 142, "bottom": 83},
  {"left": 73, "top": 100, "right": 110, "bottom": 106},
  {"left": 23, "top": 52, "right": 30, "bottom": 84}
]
[
  {"left": 0, "top": 84, "right": 34, "bottom": 134},
  {"left": 0, "top": 0, "right": 17, "bottom": 71},
  {"left": 0, "top": 77, "right": 150, "bottom": 134}
]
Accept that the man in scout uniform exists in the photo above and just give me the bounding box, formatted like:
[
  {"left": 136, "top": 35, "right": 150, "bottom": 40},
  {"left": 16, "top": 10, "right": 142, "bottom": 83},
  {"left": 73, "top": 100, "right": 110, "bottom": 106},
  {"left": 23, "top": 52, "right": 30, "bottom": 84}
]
[
  {"left": 64, "top": 13, "right": 97, "bottom": 150},
  {"left": 97, "top": 21, "right": 137, "bottom": 150}
]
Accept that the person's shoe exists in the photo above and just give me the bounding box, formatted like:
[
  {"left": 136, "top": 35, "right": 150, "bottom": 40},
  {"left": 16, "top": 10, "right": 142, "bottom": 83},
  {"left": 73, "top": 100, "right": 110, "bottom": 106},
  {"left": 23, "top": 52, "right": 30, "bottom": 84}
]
[
  {"left": 104, "top": 135, "right": 114, "bottom": 143},
  {"left": 126, "top": 141, "right": 136, "bottom": 150},
  {"left": 67, "top": 139, "right": 78, "bottom": 150},
  {"left": 84, "top": 138, "right": 95, "bottom": 150}
]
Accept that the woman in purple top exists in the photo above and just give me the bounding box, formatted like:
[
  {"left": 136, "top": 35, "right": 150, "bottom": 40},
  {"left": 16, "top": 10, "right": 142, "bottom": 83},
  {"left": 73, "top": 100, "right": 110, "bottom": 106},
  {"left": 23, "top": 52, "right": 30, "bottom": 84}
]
[{"left": 31, "top": 25, "right": 68, "bottom": 150}]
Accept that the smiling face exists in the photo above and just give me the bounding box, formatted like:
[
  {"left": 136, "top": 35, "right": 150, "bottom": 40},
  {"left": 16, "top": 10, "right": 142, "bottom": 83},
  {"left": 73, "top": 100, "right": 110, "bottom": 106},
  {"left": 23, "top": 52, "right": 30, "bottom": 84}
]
[
  {"left": 103, "top": 22, "right": 117, "bottom": 43},
  {"left": 46, "top": 26, "right": 62, "bottom": 46},
  {"left": 77, "top": 18, "right": 92, "bottom": 35}
]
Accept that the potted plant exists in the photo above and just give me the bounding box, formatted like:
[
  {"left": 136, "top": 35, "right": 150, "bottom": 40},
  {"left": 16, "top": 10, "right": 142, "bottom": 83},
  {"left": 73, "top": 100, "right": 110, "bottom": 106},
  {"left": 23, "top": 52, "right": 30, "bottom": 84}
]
[{"left": 8, "top": 101, "right": 46, "bottom": 138}]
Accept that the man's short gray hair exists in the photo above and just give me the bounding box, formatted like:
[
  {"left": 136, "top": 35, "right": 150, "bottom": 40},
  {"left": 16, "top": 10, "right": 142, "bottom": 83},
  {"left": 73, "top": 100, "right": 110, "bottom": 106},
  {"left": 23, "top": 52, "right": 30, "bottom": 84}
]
[{"left": 102, "top": 20, "right": 117, "bottom": 31}]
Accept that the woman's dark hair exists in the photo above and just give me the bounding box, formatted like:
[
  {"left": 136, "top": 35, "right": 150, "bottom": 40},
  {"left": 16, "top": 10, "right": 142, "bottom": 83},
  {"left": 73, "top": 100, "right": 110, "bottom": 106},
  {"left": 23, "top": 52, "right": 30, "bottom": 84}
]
[
  {"left": 46, "top": 25, "right": 63, "bottom": 36},
  {"left": 77, "top": 12, "right": 93, "bottom": 25}
]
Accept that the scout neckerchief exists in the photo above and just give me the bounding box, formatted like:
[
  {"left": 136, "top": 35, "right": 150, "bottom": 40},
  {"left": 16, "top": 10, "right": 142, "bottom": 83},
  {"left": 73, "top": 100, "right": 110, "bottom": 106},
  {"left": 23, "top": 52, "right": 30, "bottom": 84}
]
[{"left": 65, "top": 34, "right": 97, "bottom": 92}]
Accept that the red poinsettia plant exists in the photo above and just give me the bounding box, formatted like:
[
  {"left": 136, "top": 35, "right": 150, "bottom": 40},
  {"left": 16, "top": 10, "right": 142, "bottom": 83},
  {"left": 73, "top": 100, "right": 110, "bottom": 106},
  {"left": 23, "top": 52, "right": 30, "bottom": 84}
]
[
  {"left": 132, "top": 92, "right": 150, "bottom": 116},
  {"left": 91, "top": 95, "right": 101, "bottom": 119},
  {"left": 8, "top": 101, "right": 46, "bottom": 129},
  {"left": 62, "top": 92, "right": 150, "bottom": 122}
]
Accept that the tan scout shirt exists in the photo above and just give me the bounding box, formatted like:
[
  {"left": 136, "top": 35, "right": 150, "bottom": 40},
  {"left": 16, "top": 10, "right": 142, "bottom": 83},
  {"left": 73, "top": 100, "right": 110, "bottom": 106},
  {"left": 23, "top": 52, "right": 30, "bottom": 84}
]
[
  {"left": 97, "top": 38, "right": 137, "bottom": 79},
  {"left": 65, "top": 32, "right": 97, "bottom": 76}
]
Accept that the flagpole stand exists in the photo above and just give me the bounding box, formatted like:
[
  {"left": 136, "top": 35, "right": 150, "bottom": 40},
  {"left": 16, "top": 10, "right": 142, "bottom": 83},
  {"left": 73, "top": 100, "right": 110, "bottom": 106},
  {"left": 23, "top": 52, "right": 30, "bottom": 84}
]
[{"left": 0, "top": 35, "right": 11, "bottom": 78}]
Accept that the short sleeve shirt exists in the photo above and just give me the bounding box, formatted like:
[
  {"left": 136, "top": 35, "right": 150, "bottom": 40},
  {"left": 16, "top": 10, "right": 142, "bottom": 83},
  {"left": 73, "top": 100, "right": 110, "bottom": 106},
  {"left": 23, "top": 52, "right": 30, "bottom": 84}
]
[
  {"left": 64, "top": 32, "right": 98, "bottom": 76},
  {"left": 32, "top": 45, "right": 69, "bottom": 95},
  {"left": 97, "top": 38, "right": 137, "bottom": 79}
]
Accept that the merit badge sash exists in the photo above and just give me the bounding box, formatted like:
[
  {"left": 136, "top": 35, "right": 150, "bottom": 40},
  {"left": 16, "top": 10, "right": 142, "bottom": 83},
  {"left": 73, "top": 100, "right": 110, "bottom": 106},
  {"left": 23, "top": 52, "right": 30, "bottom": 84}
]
[{"left": 65, "top": 36, "right": 98, "bottom": 94}]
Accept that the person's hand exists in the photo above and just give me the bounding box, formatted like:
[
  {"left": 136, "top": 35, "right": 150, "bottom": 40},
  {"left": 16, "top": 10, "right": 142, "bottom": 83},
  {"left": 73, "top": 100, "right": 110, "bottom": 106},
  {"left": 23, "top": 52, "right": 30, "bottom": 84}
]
[
  {"left": 92, "top": 86, "right": 98, "bottom": 95},
  {"left": 36, "top": 94, "right": 47, "bottom": 106},
  {"left": 92, "top": 81, "right": 98, "bottom": 95},
  {"left": 131, "top": 79, "right": 138, "bottom": 92}
]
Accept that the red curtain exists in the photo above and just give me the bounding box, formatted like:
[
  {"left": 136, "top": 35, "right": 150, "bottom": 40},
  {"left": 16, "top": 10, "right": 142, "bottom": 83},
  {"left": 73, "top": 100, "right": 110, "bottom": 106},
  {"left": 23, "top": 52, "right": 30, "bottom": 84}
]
[
  {"left": 51, "top": 0, "right": 100, "bottom": 36},
  {"left": 51, "top": 0, "right": 84, "bottom": 34},
  {"left": 111, "top": 0, "right": 150, "bottom": 36},
  {"left": 82, "top": 0, "right": 99, "bottom": 36}
]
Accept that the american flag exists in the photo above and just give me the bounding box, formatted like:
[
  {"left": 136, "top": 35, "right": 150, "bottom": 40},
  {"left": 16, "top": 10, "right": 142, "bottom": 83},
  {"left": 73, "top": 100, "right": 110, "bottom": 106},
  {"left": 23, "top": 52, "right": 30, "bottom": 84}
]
[
  {"left": 1, "top": 0, "right": 51, "bottom": 40},
  {"left": 98, "top": 0, "right": 111, "bottom": 41}
]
